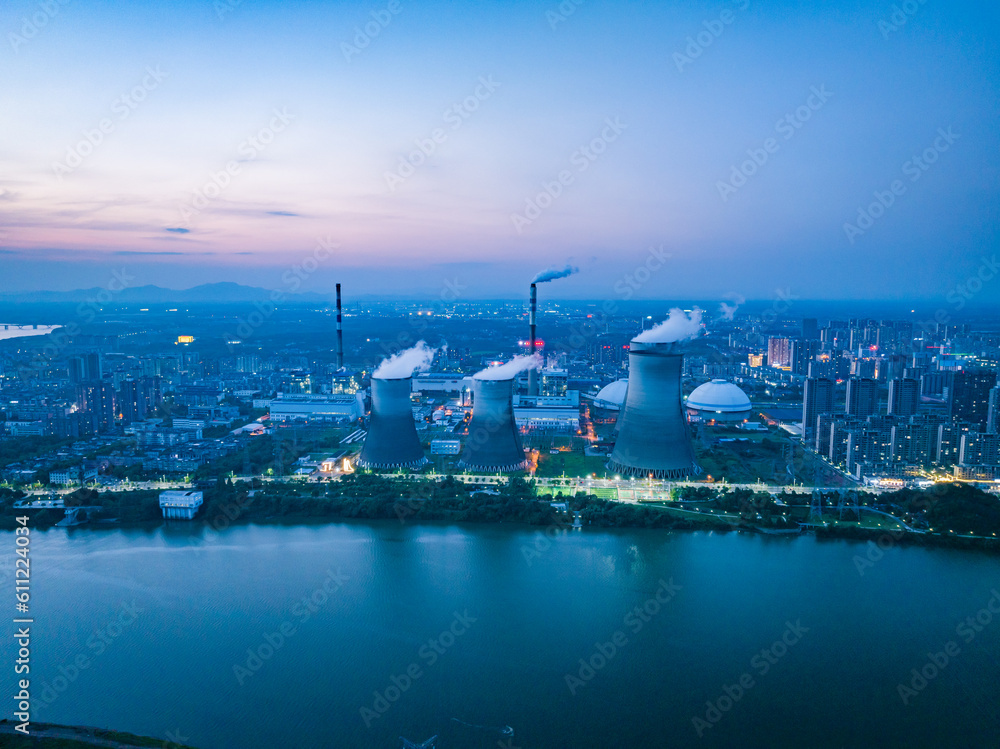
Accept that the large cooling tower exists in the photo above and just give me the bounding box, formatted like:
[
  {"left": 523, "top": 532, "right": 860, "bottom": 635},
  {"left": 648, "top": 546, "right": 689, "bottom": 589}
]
[
  {"left": 458, "top": 378, "right": 527, "bottom": 472},
  {"left": 357, "top": 377, "right": 428, "bottom": 470},
  {"left": 607, "top": 340, "right": 699, "bottom": 479}
]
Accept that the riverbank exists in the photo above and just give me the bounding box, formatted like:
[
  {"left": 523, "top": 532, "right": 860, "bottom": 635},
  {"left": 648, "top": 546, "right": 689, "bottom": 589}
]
[
  {"left": 4, "top": 475, "right": 999, "bottom": 553},
  {"left": 0, "top": 721, "right": 197, "bottom": 748}
]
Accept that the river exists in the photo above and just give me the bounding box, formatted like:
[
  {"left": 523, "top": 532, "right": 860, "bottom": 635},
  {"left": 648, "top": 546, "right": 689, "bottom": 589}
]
[{"left": 4, "top": 522, "right": 1000, "bottom": 748}]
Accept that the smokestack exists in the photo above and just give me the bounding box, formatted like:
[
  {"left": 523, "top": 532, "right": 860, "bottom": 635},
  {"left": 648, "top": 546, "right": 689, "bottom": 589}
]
[
  {"left": 607, "top": 340, "right": 699, "bottom": 479},
  {"left": 357, "top": 376, "right": 429, "bottom": 470},
  {"left": 336, "top": 283, "right": 344, "bottom": 370},
  {"left": 458, "top": 378, "right": 527, "bottom": 472},
  {"left": 528, "top": 282, "right": 537, "bottom": 396}
]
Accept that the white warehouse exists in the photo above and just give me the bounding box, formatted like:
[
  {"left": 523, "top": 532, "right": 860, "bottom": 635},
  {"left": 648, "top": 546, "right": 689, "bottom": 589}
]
[{"left": 159, "top": 490, "right": 204, "bottom": 520}]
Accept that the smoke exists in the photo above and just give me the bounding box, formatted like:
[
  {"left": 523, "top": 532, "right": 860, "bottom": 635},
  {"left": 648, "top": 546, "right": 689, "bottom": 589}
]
[
  {"left": 719, "top": 294, "right": 745, "bottom": 321},
  {"left": 532, "top": 264, "right": 579, "bottom": 284},
  {"left": 473, "top": 354, "right": 543, "bottom": 380},
  {"left": 633, "top": 308, "right": 704, "bottom": 343},
  {"left": 373, "top": 341, "right": 437, "bottom": 379}
]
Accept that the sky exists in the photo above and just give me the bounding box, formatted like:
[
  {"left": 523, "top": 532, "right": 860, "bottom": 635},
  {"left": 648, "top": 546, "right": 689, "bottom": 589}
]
[{"left": 1, "top": 0, "right": 998, "bottom": 303}]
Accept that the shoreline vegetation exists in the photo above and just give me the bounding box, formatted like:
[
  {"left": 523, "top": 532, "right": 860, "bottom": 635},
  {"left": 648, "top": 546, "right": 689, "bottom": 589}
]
[
  {"left": 2, "top": 475, "right": 999, "bottom": 552},
  {"left": 0, "top": 721, "right": 198, "bottom": 748}
]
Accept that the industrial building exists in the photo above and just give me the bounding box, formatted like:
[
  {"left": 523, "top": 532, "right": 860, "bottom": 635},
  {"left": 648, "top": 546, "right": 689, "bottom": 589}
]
[
  {"left": 268, "top": 393, "right": 364, "bottom": 423},
  {"left": 513, "top": 392, "right": 580, "bottom": 432}
]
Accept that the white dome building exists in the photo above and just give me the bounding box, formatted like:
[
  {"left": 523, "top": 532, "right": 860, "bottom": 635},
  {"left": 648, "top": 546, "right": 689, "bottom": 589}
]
[
  {"left": 686, "top": 379, "right": 752, "bottom": 423},
  {"left": 593, "top": 379, "right": 628, "bottom": 411}
]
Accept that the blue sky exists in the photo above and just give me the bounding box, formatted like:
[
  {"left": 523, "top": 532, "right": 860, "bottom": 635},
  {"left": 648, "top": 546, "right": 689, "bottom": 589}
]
[{"left": 1, "top": 0, "right": 998, "bottom": 302}]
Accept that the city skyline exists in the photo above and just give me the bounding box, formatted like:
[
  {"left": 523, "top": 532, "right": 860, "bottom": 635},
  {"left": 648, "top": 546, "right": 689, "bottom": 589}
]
[{"left": 2, "top": 0, "right": 999, "bottom": 300}]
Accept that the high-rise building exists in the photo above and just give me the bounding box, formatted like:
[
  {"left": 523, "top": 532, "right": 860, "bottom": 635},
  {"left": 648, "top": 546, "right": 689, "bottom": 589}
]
[
  {"left": 845, "top": 416, "right": 895, "bottom": 475},
  {"left": 937, "top": 420, "right": 978, "bottom": 465},
  {"left": 801, "top": 318, "right": 819, "bottom": 340},
  {"left": 767, "top": 338, "right": 792, "bottom": 369},
  {"left": 790, "top": 339, "right": 819, "bottom": 376},
  {"left": 802, "top": 377, "right": 834, "bottom": 443},
  {"left": 949, "top": 370, "right": 997, "bottom": 430},
  {"left": 68, "top": 353, "right": 102, "bottom": 383},
  {"left": 846, "top": 378, "right": 879, "bottom": 419},
  {"left": 76, "top": 379, "right": 116, "bottom": 432},
  {"left": 808, "top": 359, "right": 835, "bottom": 379},
  {"left": 118, "top": 379, "right": 147, "bottom": 424},
  {"left": 988, "top": 386, "right": 1000, "bottom": 435},
  {"left": 237, "top": 355, "right": 262, "bottom": 374},
  {"left": 890, "top": 414, "right": 944, "bottom": 467},
  {"left": 888, "top": 378, "right": 919, "bottom": 417},
  {"left": 958, "top": 432, "right": 1000, "bottom": 467}
]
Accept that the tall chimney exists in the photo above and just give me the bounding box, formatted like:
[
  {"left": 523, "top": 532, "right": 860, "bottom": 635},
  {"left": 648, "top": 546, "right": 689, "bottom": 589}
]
[
  {"left": 528, "top": 283, "right": 538, "bottom": 395},
  {"left": 336, "top": 283, "right": 344, "bottom": 370}
]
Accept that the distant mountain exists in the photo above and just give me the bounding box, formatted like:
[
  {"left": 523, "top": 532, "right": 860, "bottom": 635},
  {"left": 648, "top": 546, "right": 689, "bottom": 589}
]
[{"left": 0, "top": 282, "right": 332, "bottom": 305}]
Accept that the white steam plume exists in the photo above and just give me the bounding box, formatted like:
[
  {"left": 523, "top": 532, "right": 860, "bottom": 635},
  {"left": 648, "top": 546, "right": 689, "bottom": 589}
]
[
  {"left": 532, "top": 265, "right": 579, "bottom": 284},
  {"left": 473, "top": 354, "right": 543, "bottom": 380},
  {"left": 633, "top": 308, "right": 704, "bottom": 343},
  {"left": 373, "top": 341, "right": 437, "bottom": 379},
  {"left": 719, "top": 294, "right": 745, "bottom": 321}
]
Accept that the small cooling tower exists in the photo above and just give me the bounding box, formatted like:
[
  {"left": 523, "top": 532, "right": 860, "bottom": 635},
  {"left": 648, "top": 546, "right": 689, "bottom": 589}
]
[
  {"left": 458, "top": 378, "right": 527, "bottom": 472},
  {"left": 607, "top": 340, "right": 699, "bottom": 479},
  {"left": 357, "top": 376, "right": 428, "bottom": 470}
]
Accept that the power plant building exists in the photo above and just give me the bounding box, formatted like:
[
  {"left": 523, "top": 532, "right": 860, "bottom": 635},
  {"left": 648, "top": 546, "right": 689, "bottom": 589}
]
[
  {"left": 607, "top": 340, "right": 699, "bottom": 479},
  {"left": 269, "top": 394, "right": 363, "bottom": 423},
  {"left": 513, "top": 392, "right": 580, "bottom": 433}
]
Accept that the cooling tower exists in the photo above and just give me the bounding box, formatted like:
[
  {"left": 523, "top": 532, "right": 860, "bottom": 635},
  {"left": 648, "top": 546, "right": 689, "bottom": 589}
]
[
  {"left": 357, "top": 376, "right": 429, "bottom": 470},
  {"left": 607, "top": 340, "right": 699, "bottom": 479},
  {"left": 458, "top": 378, "right": 528, "bottom": 472}
]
